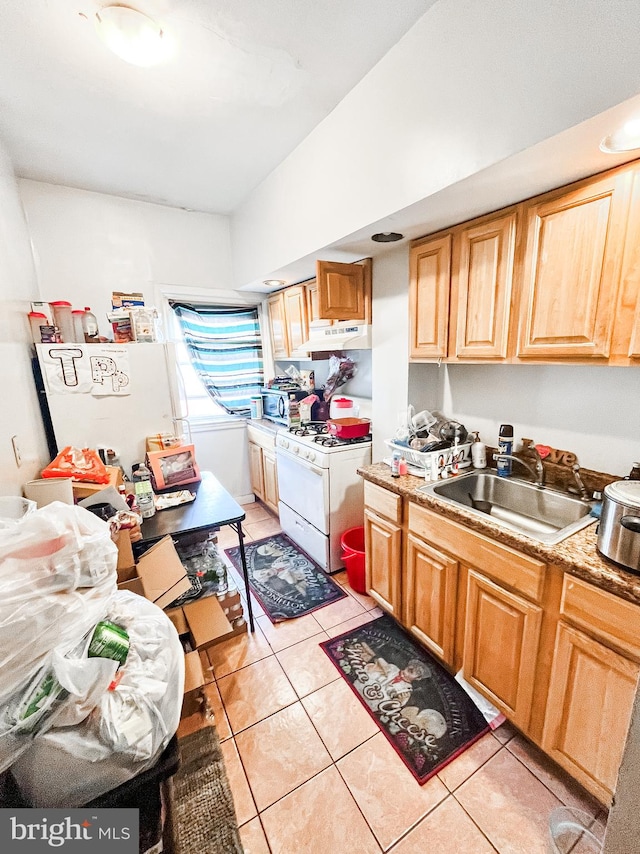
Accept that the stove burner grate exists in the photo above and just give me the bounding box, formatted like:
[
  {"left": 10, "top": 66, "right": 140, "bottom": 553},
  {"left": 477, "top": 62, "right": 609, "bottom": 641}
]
[
  {"left": 290, "top": 421, "right": 329, "bottom": 437},
  {"left": 313, "top": 434, "right": 372, "bottom": 447}
]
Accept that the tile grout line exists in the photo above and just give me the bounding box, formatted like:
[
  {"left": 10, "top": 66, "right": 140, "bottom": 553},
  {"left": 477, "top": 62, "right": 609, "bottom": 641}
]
[{"left": 448, "top": 793, "right": 501, "bottom": 854}]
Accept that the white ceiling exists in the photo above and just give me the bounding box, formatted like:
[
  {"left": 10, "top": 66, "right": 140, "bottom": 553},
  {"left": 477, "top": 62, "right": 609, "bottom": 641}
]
[{"left": 0, "top": 0, "right": 435, "bottom": 213}]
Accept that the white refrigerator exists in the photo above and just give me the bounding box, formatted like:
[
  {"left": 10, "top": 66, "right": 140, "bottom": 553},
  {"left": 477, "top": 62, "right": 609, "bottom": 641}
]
[{"left": 35, "top": 342, "right": 186, "bottom": 475}]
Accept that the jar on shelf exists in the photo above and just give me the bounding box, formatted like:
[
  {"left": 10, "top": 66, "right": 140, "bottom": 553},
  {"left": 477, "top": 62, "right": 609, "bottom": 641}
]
[{"left": 50, "top": 301, "right": 74, "bottom": 343}]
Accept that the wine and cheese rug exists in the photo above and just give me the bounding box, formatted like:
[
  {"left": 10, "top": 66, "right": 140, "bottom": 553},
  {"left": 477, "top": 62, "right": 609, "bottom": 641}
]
[
  {"left": 320, "top": 614, "right": 490, "bottom": 784},
  {"left": 225, "top": 533, "right": 347, "bottom": 623}
]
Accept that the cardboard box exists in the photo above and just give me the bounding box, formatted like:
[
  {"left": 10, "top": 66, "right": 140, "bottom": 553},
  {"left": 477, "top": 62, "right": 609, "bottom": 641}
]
[
  {"left": 182, "top": 651, "right": 206, "bottom": 718},
  {"left": 72, "top": 466, "right": 123, "bottom": 500},
  {"left": 115, "top": 529, "right": 135, "bottom": 574},
  {"left": 117, "top": 536, "right": 191, "bottom": 609},
  {"left": 118, "top": 537, "right": 243, "bottom": 650}
]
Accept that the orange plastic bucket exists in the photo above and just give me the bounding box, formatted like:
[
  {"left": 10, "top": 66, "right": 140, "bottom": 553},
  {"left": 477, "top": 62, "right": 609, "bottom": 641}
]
[{"left": 340, "top": 526, "right": 366, "bottom": 593}]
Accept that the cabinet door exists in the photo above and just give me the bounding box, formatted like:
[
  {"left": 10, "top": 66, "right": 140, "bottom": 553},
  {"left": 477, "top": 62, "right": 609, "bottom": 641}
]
[
  {"left": 267, "top": 292, "right": 289, "bottom": 359},
  {"left": 316, "top": 260, "right": 365, "bottom": 321},
  {"left": 305, "top": 279, "right": 332, "bottom": 328},
  {"left": 248, "top": 442, "right": 264, "bottom": 501},
  {"left": 517, "top": 172, "right": 630, "bottom": 358},
  {"left": 364, "top": 508, "right": 402, "bottom": 618},
  {"left": 409, "top": 234, "right": 451, "bottom": 359},
  {"left": 463, "top": 569, "right": 542, "bottom": 731},
  {"left": 628, "top": 306, "right": 640, "bottom": 358},
  {"left": 262, "top": 448, "right": 279, "bottom": 514},
  {"left": 283, "top": 285, "right": 309, "bottom": 354},
  {"left": 542, "top": 622, "right": 639, "bottom": 804},
  {"left": 405, "top": 533, "right": 458, "bottom": 665},
  {"left": 455, "top": 211, "right": 517, "bottom": 359}
]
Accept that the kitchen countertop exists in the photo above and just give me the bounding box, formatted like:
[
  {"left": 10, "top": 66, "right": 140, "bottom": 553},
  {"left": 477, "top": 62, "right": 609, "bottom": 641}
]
[
  {"left": 245, "top": 418, "right": 282, "bottom": 437},
  {"left": 358, "top": 462, "right": 640, "bottom": 607}
]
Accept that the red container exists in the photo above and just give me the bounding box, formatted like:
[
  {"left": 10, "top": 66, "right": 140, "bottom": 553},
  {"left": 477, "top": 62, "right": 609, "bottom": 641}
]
[
  {"left": 326, "top": 417, "right": 371, "bottom": 439},
  {"left": 340, "top": 526, "right": 366, "bottom": 593}
]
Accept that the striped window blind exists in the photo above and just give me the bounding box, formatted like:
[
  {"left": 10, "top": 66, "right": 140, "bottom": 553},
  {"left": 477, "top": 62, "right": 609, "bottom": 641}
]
[{"left": 171, "top": 302, "right": 264, "bottom": 416}]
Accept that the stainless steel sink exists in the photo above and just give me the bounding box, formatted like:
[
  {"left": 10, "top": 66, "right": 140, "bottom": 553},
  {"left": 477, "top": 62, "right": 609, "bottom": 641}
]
[{"left": 417, "top": 470, "right": 595, "bottom": 544}]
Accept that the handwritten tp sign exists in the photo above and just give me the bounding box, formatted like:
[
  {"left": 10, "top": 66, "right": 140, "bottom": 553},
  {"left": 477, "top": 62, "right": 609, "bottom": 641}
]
[{"left": 41, "top": 344, "right": 131, "bottom": 396}]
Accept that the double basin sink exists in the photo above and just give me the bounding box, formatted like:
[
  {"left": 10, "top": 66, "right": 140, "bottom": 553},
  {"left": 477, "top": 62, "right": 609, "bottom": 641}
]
[{"left": 418, "top": 470, "right": 595, "bottom": 545}]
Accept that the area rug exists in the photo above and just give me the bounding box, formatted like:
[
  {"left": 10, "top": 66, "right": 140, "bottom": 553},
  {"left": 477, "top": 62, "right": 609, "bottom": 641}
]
[
  {"left": 320, "top": 614, "right": 490, "bottom": 784},
  {"left": 225, "top": 533, "right": 347, "bottom": 622},
  {"left": 166, "top": 725, "right": 243, "bottom": 854}
]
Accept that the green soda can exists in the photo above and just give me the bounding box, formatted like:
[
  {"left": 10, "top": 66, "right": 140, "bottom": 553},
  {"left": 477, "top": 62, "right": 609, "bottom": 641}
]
[{"left": 88, "top": 620, "right": 130, "bottom": 666}]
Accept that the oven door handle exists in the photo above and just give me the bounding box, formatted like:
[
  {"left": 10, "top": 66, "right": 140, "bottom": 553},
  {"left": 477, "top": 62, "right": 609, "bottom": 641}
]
[{"left": 277, "top": 448, "right": 324, "bottom": 475}]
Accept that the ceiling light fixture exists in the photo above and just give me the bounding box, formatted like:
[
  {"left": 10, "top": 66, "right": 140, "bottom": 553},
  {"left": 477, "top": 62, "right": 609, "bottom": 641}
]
[
  {"left": 263, "top": 279, "right": 286, "bottom": 287},
  {"left": 95, "top": 5, "right": 173, "bottom": 67},
  {"left": 371, "top": 231, "right": 404, "bottom": 243},
  {"left": 600, "top": 118, "right": 640, "bottom": 153}
]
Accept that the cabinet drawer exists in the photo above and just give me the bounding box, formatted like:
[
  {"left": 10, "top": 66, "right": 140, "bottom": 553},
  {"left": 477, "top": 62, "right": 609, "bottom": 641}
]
[
  {"left": 364, "top": 481, "right": 402, "bottom": 525},
  {"left": 561, "top": 574, "right": 640, "bottom": 660},
  {"left": 408, "top": 503, "right": 545, "bottom": 602},
  {"left": 247, "top": 425, "right": 276, "bottom": 451}
]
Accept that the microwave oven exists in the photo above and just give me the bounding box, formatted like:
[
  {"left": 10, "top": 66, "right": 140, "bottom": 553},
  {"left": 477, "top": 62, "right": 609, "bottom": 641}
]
[{"left": 261, "top": 388, "right": 308, "bottom": 426}]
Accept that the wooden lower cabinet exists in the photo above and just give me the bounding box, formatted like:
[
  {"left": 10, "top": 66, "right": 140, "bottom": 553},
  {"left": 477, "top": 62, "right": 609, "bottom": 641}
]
[
  {"left": 542, "top": 622, "right": 640, "bottom": 804},
  {"left": 262, "top": 448, "right": 279, "bottom": 514},
  {"left": 463, "top": 568, "right": 543, "bottom": 732},
  {"left": 364, "top": 507, "right": 402, "bottom": 618},
  {"left": 248, "top": 441, "right": 264, "bottom": 501},
  {"left": 404, "top": 533, "right": 458, "bottom": 666}
]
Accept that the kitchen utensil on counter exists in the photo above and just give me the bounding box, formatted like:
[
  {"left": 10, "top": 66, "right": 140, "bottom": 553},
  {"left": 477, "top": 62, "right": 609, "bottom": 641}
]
[
  {"left": 468, "top": 492, "right": 492, "bottom": 514},
  {"left": 597, "top": 480, "right": 640, "bottom": 571},
  {"left": 326, "top": 417, "right": 371, "bottom": 439}
]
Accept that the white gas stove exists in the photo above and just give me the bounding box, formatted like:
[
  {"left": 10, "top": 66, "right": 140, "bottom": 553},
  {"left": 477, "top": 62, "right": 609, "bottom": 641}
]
[{"left": 275, "top": 422, "right": 372, "bottom": 572}]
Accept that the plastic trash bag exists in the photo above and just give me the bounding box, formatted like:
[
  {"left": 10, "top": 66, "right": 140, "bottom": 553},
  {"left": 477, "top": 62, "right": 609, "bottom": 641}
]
[
  {"left": 11, "top": 592, "right": 185, "bottom": 807},
  {"left": 0, "top": 638, "right": 118, "bottom": 774},
  {"left": 0, "top": 502, "right": 117, "bottom": 705},
  {"left": 42, "top": 446, "right": 110, "bottom": 484},
  {"left": 455, "top": 670, "right": 506, "bottom": 729}
]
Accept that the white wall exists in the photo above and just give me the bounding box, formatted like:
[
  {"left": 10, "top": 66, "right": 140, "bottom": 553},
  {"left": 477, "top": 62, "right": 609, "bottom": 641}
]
[
  {"left": 17, "top": 180, "right": 258, "bottom": 500},
  {"left": 0, "top": 145, "right": 49, "bottom": 495},
  {"left": 18, "top": 180, "right": 234, "bottom": 338},
  {"left": 232, "top": 0, "right": 640, "bottom": 287}
]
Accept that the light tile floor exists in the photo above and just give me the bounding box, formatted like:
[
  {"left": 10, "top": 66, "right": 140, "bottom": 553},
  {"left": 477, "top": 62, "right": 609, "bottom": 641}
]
[{"left": 178, "top": 502, "right": 607, "bottom": 854}]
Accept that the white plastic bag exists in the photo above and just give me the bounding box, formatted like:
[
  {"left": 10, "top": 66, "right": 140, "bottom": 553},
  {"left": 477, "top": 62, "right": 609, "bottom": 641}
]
[
  {"left": 11, "top": 591, "right": 185, "bottom": 807},
  {"left": 0, "top": 641, "right": 117, "bottom": 774},
  {"left": 455, "top": 670, "right": 506, "bottom": 729},
  {"left": 0, "top": 502, "right": 118, "bottom": 702}
]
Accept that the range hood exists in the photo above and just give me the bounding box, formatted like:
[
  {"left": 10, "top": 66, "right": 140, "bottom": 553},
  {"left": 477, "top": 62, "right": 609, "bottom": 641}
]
[{"left": 298, "top": 322, "right": 372, "bottom": 353}]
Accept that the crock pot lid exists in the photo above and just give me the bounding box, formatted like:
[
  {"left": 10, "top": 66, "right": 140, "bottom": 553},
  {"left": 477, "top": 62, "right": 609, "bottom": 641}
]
[{"left": 604, "top": 480, "right": 640, "bottom": 507}]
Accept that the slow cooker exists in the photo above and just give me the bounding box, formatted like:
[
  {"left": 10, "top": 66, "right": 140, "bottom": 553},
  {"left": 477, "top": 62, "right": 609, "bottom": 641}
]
[{"left": 597, "top": 481, "right": 640, "bottom": 572}]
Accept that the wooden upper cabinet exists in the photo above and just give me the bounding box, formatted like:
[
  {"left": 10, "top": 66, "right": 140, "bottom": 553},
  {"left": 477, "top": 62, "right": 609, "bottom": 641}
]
[
  {"left": 517, "top": 171, "right": 631, "bottom": 359},
  {"left": 283, "top": 285, "right": 309, "bottom": 355},
  {"left": 629, "top": 309, "right": 640, "bottom": 358},
  {"left": 454, "top": 210, "right": 517, "bottom": 359},
  {"left": 267, "top": 291, "right": 289, "bottom": 359},
  {"left": 316, "top": 259, "right": 366, "bottom": 321},
  {"left": 409, "top": 233, "right": 452, "bottom": 359},
  {"left": 305, "top": 279, "right": 332, "bottom": 328}
]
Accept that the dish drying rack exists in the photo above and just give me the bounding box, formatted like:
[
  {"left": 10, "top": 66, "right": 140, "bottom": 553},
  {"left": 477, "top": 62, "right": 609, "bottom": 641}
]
[{"left": 384, "top": 439, "right": 473, "bottom": 476}]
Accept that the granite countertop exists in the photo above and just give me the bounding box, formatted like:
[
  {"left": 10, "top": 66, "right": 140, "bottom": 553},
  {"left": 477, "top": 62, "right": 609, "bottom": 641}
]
[{"left": 359, "top": 462, "right": 640, "bottom": 607}]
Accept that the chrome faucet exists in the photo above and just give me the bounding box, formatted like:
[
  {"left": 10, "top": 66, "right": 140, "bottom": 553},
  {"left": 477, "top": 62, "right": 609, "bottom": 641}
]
[
  {"left": 569, "top": 463, "right": 590, "bottom": 501},
  {"left": 492, "top": 453, "right": 545, "bottom": 488}
]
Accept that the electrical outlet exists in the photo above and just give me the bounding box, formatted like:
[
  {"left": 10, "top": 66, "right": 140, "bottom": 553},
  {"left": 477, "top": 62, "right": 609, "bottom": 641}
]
[{"left": 11, "top": 435, "right": 22, "bottom": 467}]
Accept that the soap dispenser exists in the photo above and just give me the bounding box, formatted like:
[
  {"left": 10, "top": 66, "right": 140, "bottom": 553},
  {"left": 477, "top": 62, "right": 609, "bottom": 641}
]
[{"left": 471, "top": 432, "right": 487, "bottom": 469}]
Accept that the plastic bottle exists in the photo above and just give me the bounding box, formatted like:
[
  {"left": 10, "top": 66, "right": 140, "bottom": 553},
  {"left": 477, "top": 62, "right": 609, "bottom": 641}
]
[
  {"left": 391, "top": 451, "right": 401, "bottom": 478},
  {"left": 471, "top": 431, "right": 487, "bottom": 469},
  {"left": 497, "top": 424, "right": 514, "bottom": 477},
  {"left": 132, "top": 461, "right": 156, "bottom": 518},
  {"left": 28, "top": 312, "right": 48, "bottom": 344},
  {"left": 398, "top": 457, "right": 408, "bottom": 476},
  {"left": 82, "top": 307, "right": 99, "bottom": 343},
  {"left": 51, "top": 301, "right": 74, "bottom": 344},
  {"left": 72, "top": 310, "right": 86, "bottom": 343}
]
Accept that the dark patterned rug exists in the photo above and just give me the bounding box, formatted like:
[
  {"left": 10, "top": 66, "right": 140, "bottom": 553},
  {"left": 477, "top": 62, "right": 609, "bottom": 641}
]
[
  {"left": 320, "top": 614, "right": 490, "bottom": 784},
  {"left": 225, "top": 533, "right": 347, "bottom": 622}
]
